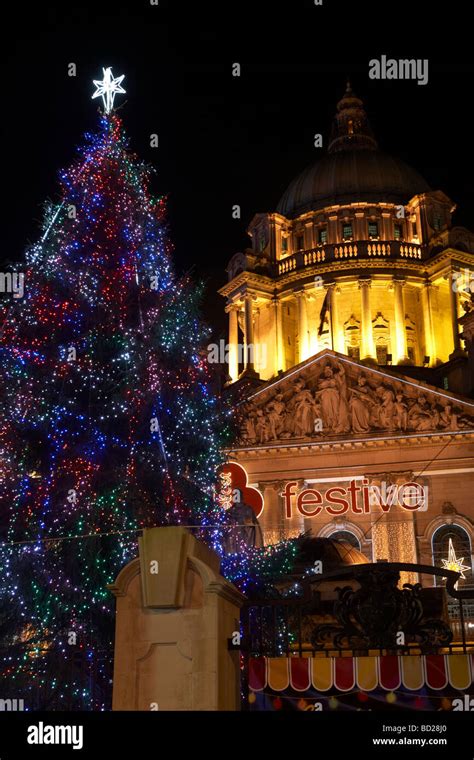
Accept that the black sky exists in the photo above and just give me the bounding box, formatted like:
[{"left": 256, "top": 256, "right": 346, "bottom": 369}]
[{"left": 2, "top": 0, "right": 473, "bottom": 337}]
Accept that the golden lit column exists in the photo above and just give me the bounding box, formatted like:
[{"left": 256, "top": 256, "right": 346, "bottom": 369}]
[
  {"left": 393, "top": 277, "right": 408, "bottom": 364},
  {"left": 358, "top": 278, "right": 375, "bottom": 360},
  {"left": 354, "top": 212, "right": 365, "bottom": 240},
  {"left": 381, "top": 212, "right": 391, "bottom": 240},
  {"left": 296, "top": 290, "right": 309, "bottom": 362},
  {"left": 328, "top": 214, "right": 338, "bottom": 243},
  {"left": 421, "top": 282, "right": 436, "bottom": 366},
  {"left": 449, "top": 269, "right": 462, "bottom": 356},
  {"left": 328, "top": 282, "right": 344, "bottom": 353},
  {"left": 273, "top": 296, "right": 284, "bottom": 374},
  {"left": 227, "top": 303, "right": 239, "bottom": 381},
  {"left": 244, "top": 293, "right": 255, "bottom": 371}
]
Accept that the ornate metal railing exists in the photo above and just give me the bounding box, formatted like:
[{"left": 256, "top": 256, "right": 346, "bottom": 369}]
[
  {"left": 240, "top": 563, "right": 474, "bottom": 657},
  {"left": 239, "top": 562, "right": 474, "bottom": 708},
  {"left": 276, "top": 240, "right": 425, "bottom": 275}
]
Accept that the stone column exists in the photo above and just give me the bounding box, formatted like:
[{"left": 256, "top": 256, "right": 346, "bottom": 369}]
[
  {"left": 273, "top": 297, "right": 284, "bottom": 374},
  {"left": 304, "top": 221, "right": 314, "bottom": 250},
  {"left": 359, "top": 278, "right": 375, "bottom": 361},
  {"left": 354, "top": 212, "right": 365, "bottom": 240},
  {"left": 244, "top": 293, "right": 255, "bottom": 371},
  {"left": 296, "top": 290, "right": 309, "bottom": 362},
  {"left": 381, "top": 212, "right": 391, "bottom": 240},
  {"left": 328, "top": 214, "right": 338, "bottom": 244},
  {"left": 420, "top": 282, "right": 436, "bottom": 367},
  {"left": 368, "top": 473, "right": 419, "bottom": 586},
  {"left": 449, "top": 270, "right": 462, "bottom": 357},
  {"left": 393, "top": 277, "right": 408, "bottom": 364},
  {"left": 260, "top": 482, "right": 285, "bottom": 545},
  {"left": 328, "top": 282, "right": 344, "bottom": 353},
  {"left": 227, "top": 304, "right": 239, "bottom": 381}
]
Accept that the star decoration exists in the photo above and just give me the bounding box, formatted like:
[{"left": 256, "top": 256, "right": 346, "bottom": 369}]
[
  {"left": 441, "top": 538, "right": 470, "bottom": 589},
  {"left": 92, "top": 67, "right": 126, "bottom": 114}
]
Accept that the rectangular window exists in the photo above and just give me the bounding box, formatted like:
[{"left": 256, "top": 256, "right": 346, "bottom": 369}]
[
  {"left": 281, "top": 236, "right": 288, "bottom": 253},
  {"left": 296, "top": 234, "right": 304, "bottom": 250},
  {"left": 342, "top": 224, "right": 353, "bottom": 241},
  {"left": 368, "top": 222, "right": 379, "bottom": 239},
  {"left": 407, "top": 346, "right": 415, "bottom": 363},
  {"left": 347, "top": 346, "right": 360, "bottom": 360},
  {"left": 394, "top": 223, "right": 402, "bottom": 240},
  {"left": 319, "top": 227, "right": 328, "bottom": 244},
  {"left": 433, "top": 215, "right": 442, "bottom": 231}
]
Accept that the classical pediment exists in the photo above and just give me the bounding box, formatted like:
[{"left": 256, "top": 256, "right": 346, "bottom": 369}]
[{"left": 237, "top": 350, "right": 474, "bottom": 447}]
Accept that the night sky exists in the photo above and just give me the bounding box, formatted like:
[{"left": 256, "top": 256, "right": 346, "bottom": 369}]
[{"left": 3, "top": 0, "right": 473, "bottom": 337}]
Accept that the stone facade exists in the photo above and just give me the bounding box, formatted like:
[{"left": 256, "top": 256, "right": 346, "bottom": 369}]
[{"left": 220, "top": 86, "right": 474, "bottom": 593}]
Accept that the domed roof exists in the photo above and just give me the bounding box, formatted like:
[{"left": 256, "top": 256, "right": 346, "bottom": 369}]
[
  {"left": 292, "top": 536, "right": 369, "bottom": 574},
  {"left": 277, "top": 84, "right": 431, "bottom": 218}
]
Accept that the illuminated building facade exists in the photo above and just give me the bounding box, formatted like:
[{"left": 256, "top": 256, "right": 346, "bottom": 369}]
[{"left": 220, "top": 85, "right": 474, "bottom": 595}]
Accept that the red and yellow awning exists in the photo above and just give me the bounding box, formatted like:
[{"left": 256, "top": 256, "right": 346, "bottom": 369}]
[{"left": 249, "top": 654, "right": 474, "bottom": 692}]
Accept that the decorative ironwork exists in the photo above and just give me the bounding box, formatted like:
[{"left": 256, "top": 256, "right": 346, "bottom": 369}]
[{"left": 311, "top": 565, "right": 453, "bottom": 650}]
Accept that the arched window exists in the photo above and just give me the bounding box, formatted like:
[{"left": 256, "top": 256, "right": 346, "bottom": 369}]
[
  {"left": 328, "top": 530, "right": 361, "bottom": 551},
  {"left": 432, "top": 525, "right": 472, "bottom": 588}
]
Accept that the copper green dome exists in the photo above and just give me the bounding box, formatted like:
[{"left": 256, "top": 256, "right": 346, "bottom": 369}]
[{"left": 277, "top": 83, "right": 431, "bottom": 218}]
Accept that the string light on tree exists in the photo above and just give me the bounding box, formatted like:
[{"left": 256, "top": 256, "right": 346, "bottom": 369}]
[{"left": 0, "top": 66, "right": 230, "bottom": 709}]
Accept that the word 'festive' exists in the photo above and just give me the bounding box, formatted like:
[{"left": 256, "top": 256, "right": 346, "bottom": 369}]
[{"left": 282, "top": 479, "right": 427, "bottom": 518}]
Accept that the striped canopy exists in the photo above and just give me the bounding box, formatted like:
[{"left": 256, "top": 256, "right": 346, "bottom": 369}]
[{"left": 249, "top": 654, "right": 474, "bottom": 693}]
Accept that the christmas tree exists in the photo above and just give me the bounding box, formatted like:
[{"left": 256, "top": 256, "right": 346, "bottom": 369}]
[{"left": 0, "top": 68, "right": 230, "bottom": 709}]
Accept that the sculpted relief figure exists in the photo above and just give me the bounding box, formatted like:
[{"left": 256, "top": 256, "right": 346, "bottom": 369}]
[
  {"left": 373, "top": 385, "right": 396, "bottom": 430},
  {"left": 348, "top": 373, "right": 376, "bottom": 434},
  {"left": 265, "top": 392, "right": 285, "bottom": 440},
  {"left": 238, "top": 363, "right": 473, "bottom": 444},
  {"left": 315, "top": 363, "right": 350, "bottom": 434},
  {"left": 407, "top": 394, "right": 434, "bottom": 432},
  {"left": 394, "top": 392, "right": 408, "bottom": 431},
  {"left": 293, "top": 379, "right": 318, "bottom": 437}
]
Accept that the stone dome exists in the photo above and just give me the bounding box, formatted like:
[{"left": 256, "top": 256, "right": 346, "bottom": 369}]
[{"left": 277, "top": 83, "right": 431, "bottom": 219}]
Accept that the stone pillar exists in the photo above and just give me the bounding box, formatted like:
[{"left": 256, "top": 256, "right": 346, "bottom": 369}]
[
  {"left": 421, "top": 282, "right": 436, "bottom": 367},
  {"left": 328, "top": 214, "right": 338, "bottom": 244},
  {"left": 296, "top": 290, "right": 309, "bottom": 362},
  {"left": 280, "top": 479, "right": 305, "bottom": 539},
  {"left": 359, "top": 278, "right": 375, "bottom": 361},
  {"left": 244, "top": 294, "right": 255, "bottom": 371},
  {"left": 260, "top": 482, "right": 285, "bottom": 545},
  {"left": 449, "top": 271, "right": 462, "bottom": 357},
  {"left": 393, "top": 278, "right": 408, "bottom": 364},
  {"left": 109, "top": 527, "right": 245, "bottom": 711},
  {"left": 328, "top": 282, "right": 344, "bottom": 353},
  {"left": 354, "top": 212, "right": 365, "bottom": 240},
  {"left": 381, "top": 212, "right": 391, "bottom": 240},
  {"left": 368, "top": 474, "right": 419, "bottom": 587},
  {"left": 273, "top": 297, "right": 284, "bottom": 375},
  {"left": 227, "top": 304, "right": 239, "bottom": 381}
]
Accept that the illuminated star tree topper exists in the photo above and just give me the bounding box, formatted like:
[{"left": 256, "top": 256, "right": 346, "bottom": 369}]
[
  {"left": 441, "top": 538, "right": 470, "bottom": 589},
  {"left": 92, "top": 66, "right": 126, "bottom": 114}
]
